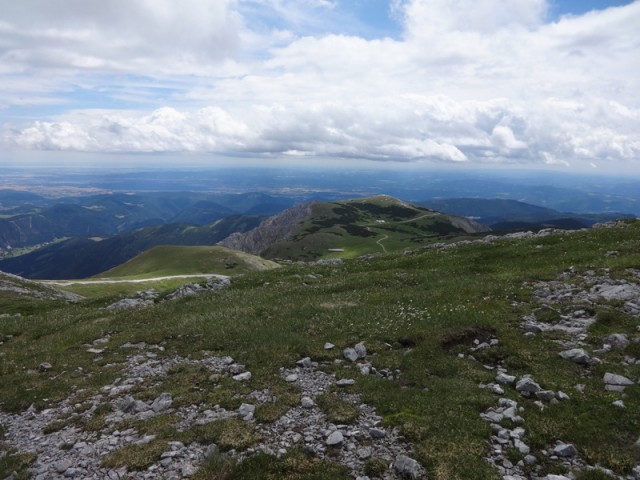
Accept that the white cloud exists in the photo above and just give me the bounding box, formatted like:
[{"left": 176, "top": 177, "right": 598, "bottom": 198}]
[
  {"left": 1, "top": 0, "right": 640, "bottom": 170},
  {"left": 0, "top": 0, "right": 242, "bottom": 74}
]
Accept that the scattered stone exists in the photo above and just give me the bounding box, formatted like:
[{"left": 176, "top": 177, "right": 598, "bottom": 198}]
[
  {"left": 233, "top": 372, "right": 252, "bottom": 382},
  {"left": 357, "top": 447, "right": 373, "bottom": 460},
  {"left": 151, "top": 393, "right": 173, "bottom": 413},
  {"left": 238, "top": 403, "right": 255, "bottom": 420},
  {"left": 553, "top": 443, "right": 578, "bottom": 458},
  {"left": 326, "top": 431, "right": 344, "bottom": 446},
  {"left": 603, "top": 372, "right": 634, "bottom": 392},
  {"left": 285, "top": 374, "right": 298, "bottom": 382},
  {"left": 393, "top": 455, "right": 423, "bottom": 479},
  {"left": 369, "top": 427, "right": 386, "bottom": 439},
  {"left": 515, "top": 376, "right": 541, "bottom": 395},
  {"left": 612, "top": 400, "right": 625, "bottom": 408},
  {"left": 354, "top": 342, "right": 367, "bottom": 359},
  {"left": 343, "top": 348, "right": 359, "bottom": 362},
  {"left": 55, "top": 459, "right": 72, "bottom": 474},
  {"left": 535, "top": 390, "right": 556, "bottom": 402},
  {"left": 107, "top": 298, "right": 153, "bottom": 310},
  {"left": 496, "top": 372, "right": 516, "bottom": 386},
  {"left": 38, "top": 362, "right": 52, "bottom": 372},
  {"left": 296, "top": 357, "right": 313, "bottom": 369},
  {"left": 558, "top": 348, "right": 591, "bottom": 365},
  {"left": 324, "top": 342, "right": 335, "bottom": 350},
  {"left": 300, "top": 397, "right": 314, "bottom": 409},
  {"left": 336, "top": 379, "right": 355, "bottom": 387},
  {"left": 604, "top": 333, "right": 630, "bottom": 350}
]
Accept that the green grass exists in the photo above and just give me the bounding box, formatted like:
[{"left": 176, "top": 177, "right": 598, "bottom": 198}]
[
  {"left": 262, "top": 197, "right": 484, "bottom": 260},
  {"left": 95, "top": 245, "right": 279, "bottom": 279},
  {"left": 1, "top": 220, "right": 640, "bottom": 478}
]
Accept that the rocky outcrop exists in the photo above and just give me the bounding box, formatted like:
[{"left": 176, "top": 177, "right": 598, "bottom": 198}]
[
  {"left": 218, "top": 203, "right": 313, "bottom": 255},
  {"left": 0, "top": 270, "right": 82, "bottom": 302}
]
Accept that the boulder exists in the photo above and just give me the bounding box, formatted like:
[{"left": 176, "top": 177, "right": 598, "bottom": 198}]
[
  {"left": 495, "top": 372, "right": 516, "bottom": 386},
  {"left": 343, "top": 348, "right": 359, "bottom": 362},
  {"left": 151, "top": 393, "right": 173, "bottom": 413},
  {"left": 515, "top": 376, "right": 541, "bottom": 394},
  {"left": 393, "top": 455, "right": 423, "bottom": 479},
  {"left": 604, "top": 333, "right": 630, "bottom": 350},
  {"left": 232, "top": 372, "right": 252, "bottom": 381},
  {"left": 326, "top": 431, "right": 344, "bottom": 446},
  {"left": 553, "top": 443, "right": 578, "bottom": 458},
  {"left": 603, "top": 372, "right": 634, "bottom": 392},
  {"left": 354, "top": 342, "right": 367, "bottom": 359},
  {"left": 558, "top": 348, "right": 590, "bottom": 365}
]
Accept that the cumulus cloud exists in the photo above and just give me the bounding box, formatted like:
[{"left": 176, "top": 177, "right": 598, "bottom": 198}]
[{"left": 1, "top": 0, "right": 640, "bottom": 169}]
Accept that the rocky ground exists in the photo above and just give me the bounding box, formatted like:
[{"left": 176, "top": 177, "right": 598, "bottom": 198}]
[{"left": 0, "top": 340, "right": 424, "bottom": 479}]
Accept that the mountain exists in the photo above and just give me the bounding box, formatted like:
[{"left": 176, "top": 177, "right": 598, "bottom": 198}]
[
  {"left": 1, "top": 220, "right": 639, "bottom": 480},
  {"left": 220, "top": 195, "right": 489, "bottom": 260},
  {"left": 0, "top": 215, "right": 263, "bottom": 279},
  {"left": 0, "top": 192, "right": 296, "bottom": 249},
  {"left": 97, "top": 245, "right": 279, "bottom": 279},
  {"left": 419, "top": 198, "right": 634, "bottom": 231}
]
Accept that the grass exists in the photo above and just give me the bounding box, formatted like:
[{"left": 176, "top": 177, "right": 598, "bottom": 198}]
[
  {"left": 315, "top": 393, "right": 360, "bottom": 424},
  {"left": 95, "top": 245, "right": 279, "bottom": 279},
  {"left": 1, "top": 220, "right": 640, "bottom": 478},
  {"left": 101, "top": 439, "right": 169, "bottom": 470},
  {"left": 263, "top": 197, "right": 483, "bottom": 260}
]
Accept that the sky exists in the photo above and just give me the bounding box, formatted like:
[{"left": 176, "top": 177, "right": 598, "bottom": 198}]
[{"left": 0, "top": 0, "right": 638, "bottom": 172}]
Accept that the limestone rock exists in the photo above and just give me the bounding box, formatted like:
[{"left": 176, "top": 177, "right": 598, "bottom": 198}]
[
  {"left": 603, "top": 372, "right": 634, "bottom": 392},
  {"left": 495, "top": 372, "right": 516, "bottom": 386},
  {"left": 515, "top": 376, "right": 541, "bottom": 395},
  {"left": 354, "top": 342, "right": 367, "bottom": 359},
  {"left": 604, "top": 333, "right": 630, "bottom": 350},
  {"left": 553, "top": 443, "right": 578, "bottom": 458},
  {"left": 233, "top": 372, "right": 252, "bottom": 381},
  {"left": 326, "top": 431, "right": 344, "bottom": 446},
  {"left": 151, "top": 393, "right": 173, "bottom": 413},
  {"left": 393, "top": 455, "right": 423, "bottom": 479},
  {"left": 558, "top": 348, "right": 590, "bottom": 365},
  {"left": 343, "top": 348, "right": 359, "bottom": 362}
]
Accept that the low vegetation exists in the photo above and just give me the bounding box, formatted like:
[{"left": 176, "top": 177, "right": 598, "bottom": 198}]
[{"left": 0, "top": 220, "right": 639, "bottom": 479}]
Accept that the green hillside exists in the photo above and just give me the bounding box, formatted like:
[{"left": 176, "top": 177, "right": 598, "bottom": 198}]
[
  {"left": 263, "top": 195, "right": 488, "bottom": 259},
  {"left": 96, "top": 245, "right": 279, "bottom": 279},
  {"left": 0, "top": 215, "right": 263, "bottom": 280},
  {"left": 1, "top": 220, "right": 639, "bottom": 480}
]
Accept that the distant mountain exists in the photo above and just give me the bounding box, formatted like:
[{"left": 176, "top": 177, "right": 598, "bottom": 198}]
[
  {"left": 0, "top": 215, "right": 263, "bottom": 279},
  {"left": 418, "top": 198, "right": 633, "bottom": 231},
  {"left": 0, "top": 191, "right": 295, "bottom": 249},
  {"left": 0, "top": 189, "right": 46, "bottom": 208},
  {"left": 219, "top": 195, "right": 489, "bottom": 260}
]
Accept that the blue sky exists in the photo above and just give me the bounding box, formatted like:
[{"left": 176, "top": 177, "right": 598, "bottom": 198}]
[{"left": 0, "top": 0, "right": 638, "bottom": 172}]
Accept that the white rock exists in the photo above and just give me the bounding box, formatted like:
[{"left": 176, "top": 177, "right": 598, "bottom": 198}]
[{"left": 326, "top": 431, "right": 344, "bottom": 446}]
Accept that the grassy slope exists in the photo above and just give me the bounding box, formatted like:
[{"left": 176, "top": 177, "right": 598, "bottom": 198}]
[
  {"left": 1, "top": 221, "right": 639, "bottom": 479},
  {"left": 263, "top": 195, "right": 480, "bottom": 260},
  {"left": 95, "top": 245, "right": 279, "bottom": 279}
]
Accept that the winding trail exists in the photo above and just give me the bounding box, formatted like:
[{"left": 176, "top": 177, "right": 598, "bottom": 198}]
[
  {"left": 366, "top": 212, "right": 439, "bottom": 253},
  {"left": 375, "top": 234, "right": 389, "bottom": 253},
  {"left": 41, "top": 274, "right": 229, "bottom": 286}
]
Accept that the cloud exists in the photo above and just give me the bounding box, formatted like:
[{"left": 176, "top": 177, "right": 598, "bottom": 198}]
[
  {"left": 1, "top": 0, "right": 640, "bottom": 170},
  {"left": 0, "top": 0, "right": 242, "bottom": 74}
]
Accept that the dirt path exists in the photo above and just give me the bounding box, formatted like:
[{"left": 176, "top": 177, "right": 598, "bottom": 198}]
[{"left": 42, "top": 274, "right": 229, "bottom": 286}]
